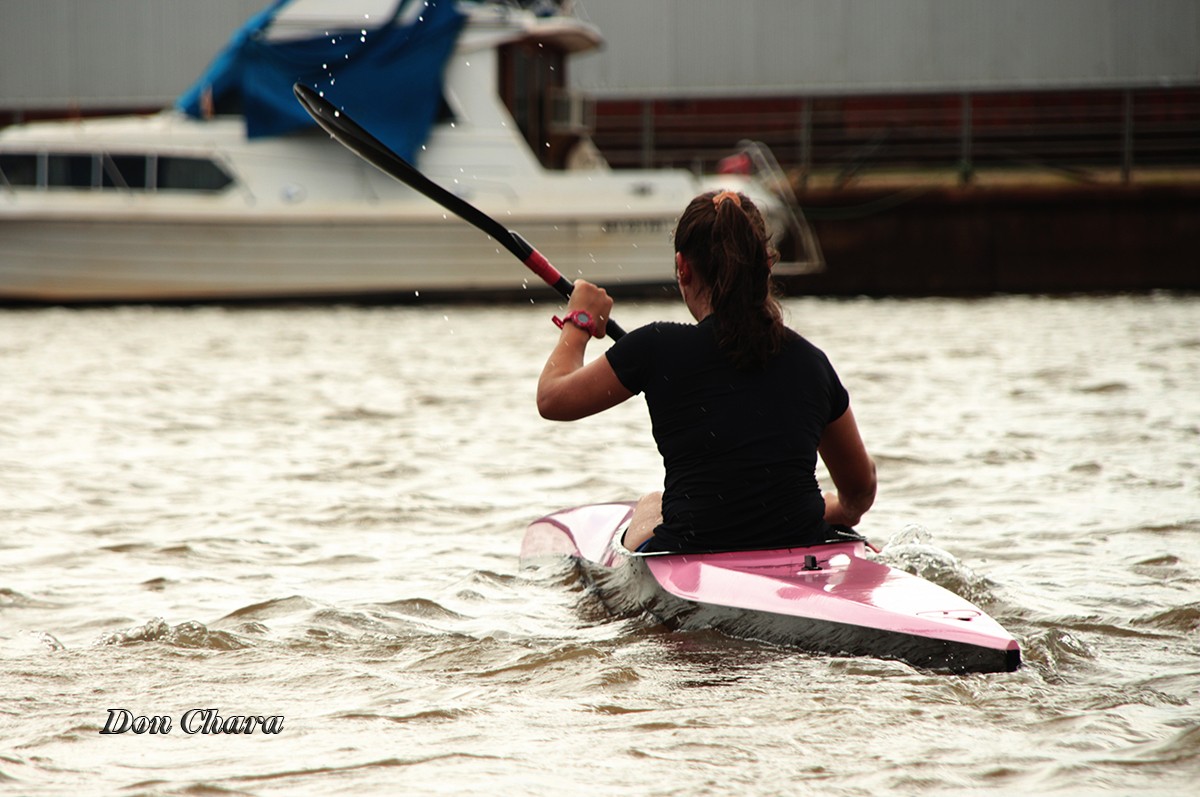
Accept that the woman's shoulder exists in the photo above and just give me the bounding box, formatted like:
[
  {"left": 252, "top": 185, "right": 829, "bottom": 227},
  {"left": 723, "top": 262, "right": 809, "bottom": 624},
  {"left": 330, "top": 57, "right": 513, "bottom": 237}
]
[
  {"left": 781, "top": 326, "right": 836, "bottom": 365},
  {"left": 781, "top": 325, "right": 818, "bottom": 349},
  {"left": 609, "top": 319, "right": 711, "bottom": 365},
  {"left": 621, "top": 319, "right": 704, "bottom": 341}
]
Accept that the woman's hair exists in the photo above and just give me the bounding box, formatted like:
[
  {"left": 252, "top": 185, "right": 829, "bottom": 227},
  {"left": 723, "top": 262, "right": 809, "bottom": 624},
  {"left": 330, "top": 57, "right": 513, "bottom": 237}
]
[{"left": 674, "top": 190, "right": 784, "bottom": 370}]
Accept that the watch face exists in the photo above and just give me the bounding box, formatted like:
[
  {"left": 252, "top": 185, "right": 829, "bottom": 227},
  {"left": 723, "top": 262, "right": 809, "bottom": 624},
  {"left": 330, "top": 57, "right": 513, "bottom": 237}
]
[{"left": 575, "top": 311, "right": 592, "bottom": 325}]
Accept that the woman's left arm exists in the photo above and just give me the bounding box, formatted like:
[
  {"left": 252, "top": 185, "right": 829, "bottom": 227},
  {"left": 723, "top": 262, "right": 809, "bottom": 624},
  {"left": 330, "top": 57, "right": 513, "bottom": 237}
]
[
  {"left": 536, "top": 281, "right": 634, "bottom": 421},
  {"left": 818, "top": 405, "right": 877, "bottom": 526}
]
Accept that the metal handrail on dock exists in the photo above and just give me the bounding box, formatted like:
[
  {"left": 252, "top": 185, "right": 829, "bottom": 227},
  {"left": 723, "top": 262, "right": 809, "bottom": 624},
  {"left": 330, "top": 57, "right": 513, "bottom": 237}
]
[{"left": 591, "top": 87, "right": 1200, "bottom": 190}]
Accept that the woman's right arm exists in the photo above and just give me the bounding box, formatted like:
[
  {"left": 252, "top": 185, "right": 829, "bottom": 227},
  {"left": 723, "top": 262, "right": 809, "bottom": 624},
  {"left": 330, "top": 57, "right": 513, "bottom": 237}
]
[
  {"left": 818, "top": 405, "right": 877, "bottom": 527},
  {"left": 536, "top": 281, "right": 634, "bottom": 421}
]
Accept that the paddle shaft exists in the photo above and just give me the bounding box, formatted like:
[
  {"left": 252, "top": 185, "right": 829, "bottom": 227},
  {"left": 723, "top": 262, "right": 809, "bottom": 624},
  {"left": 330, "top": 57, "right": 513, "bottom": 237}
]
[{"left": 293, "top": 82, "right": 624, "bottom": 340}]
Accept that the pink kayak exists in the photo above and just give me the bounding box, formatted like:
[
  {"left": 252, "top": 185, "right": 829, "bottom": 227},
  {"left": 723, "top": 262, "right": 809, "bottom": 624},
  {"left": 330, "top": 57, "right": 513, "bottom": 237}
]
[{"left": 522, "top": 502, "right": 1021, "bottom": 674}]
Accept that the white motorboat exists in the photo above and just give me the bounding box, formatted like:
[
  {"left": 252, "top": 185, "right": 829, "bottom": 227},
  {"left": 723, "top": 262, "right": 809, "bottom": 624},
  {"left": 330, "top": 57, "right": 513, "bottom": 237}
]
[{"left": 0, "top": 0, "right": 818, "bottom": 304}]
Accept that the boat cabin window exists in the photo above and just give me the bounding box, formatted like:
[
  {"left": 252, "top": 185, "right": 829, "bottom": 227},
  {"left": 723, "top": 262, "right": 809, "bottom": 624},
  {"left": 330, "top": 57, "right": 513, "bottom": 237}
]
[
  {"left": 0, "top": 152, "right": 232, "bottom": 192},
  {"left": 0, "top": 153, "right": 37, "bottom": 187},
  {"left": 156, "top": 156, "right": 232, "bottom": 192},
  {"left": 48, "top": 154, "right": 95, "bottom": 188},
  {"left": 103, "top": 155, "right": 149, "bottom": 189}
]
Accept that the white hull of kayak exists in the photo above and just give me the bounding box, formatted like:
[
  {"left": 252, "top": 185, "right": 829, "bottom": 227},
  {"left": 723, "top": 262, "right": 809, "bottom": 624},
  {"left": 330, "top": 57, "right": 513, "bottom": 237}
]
[{"left": 522, "top": 502, "right": 1022, "bottom": 674}]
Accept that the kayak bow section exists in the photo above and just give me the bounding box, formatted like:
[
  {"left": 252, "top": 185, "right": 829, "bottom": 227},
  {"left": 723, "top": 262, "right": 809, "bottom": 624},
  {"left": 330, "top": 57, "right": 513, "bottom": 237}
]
[{"left": 521, "top": 503, "right": 1021, "bottom": 674}]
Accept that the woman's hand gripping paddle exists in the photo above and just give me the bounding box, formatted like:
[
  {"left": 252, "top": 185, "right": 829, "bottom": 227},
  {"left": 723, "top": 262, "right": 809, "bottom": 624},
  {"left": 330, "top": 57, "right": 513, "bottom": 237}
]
[{"left": 293, "top": 82, "right": 625, "bottom": 341}]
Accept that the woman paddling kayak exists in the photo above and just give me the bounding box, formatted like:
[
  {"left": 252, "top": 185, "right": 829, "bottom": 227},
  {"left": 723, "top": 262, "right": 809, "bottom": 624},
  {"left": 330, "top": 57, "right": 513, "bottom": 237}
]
[{"left": 537, "top": 189, "right": 877, "bottom": 554}]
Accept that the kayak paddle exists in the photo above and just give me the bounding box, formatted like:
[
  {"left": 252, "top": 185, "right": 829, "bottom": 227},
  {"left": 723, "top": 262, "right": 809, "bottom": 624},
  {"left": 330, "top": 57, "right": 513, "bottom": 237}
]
[{"left": 293, "top": 82, "right": 625, "bottom": 341}]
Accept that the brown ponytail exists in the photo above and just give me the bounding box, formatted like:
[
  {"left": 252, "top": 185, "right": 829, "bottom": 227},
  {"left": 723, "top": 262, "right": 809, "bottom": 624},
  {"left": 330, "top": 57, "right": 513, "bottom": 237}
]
[{"left": 674, "top": 190, "right": 784, "bottom": 370}]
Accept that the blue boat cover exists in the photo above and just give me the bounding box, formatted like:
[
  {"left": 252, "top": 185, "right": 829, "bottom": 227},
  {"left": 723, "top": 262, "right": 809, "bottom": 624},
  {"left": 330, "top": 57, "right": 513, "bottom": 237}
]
[{"left": 177, "top": 0, "right": 465, "bottom": 163}]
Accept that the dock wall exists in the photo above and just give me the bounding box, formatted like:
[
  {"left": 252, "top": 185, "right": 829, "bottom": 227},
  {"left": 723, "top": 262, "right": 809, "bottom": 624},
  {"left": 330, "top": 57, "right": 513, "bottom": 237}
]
[{"left": 784, "top": 182, "right": 1199, "bottom": 296}]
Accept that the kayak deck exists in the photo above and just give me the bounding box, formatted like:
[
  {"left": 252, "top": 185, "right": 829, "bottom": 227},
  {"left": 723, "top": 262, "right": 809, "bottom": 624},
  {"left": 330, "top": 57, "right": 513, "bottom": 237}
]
[{"left": 522, "top": 502, "right": 1021, "bottom": 674}]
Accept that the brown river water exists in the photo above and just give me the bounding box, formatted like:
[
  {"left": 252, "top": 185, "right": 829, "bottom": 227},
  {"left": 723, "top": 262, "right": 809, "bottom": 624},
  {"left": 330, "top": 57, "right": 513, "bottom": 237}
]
[{"left": 1, "top": 293, "right": 1197, "bottom": 795}]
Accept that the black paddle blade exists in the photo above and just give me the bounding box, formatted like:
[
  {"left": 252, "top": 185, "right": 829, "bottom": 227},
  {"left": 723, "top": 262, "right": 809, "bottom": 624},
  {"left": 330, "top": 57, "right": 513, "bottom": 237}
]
[
  {"left": 293, "top": 82, "right": 526, "bottom": 260},
  {"left": 292, "top": 82, "right": 624, "bottom": 340}
]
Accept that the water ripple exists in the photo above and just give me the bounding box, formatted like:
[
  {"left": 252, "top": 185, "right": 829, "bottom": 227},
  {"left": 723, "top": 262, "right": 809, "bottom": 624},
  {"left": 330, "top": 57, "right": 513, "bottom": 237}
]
[{"left": 1, "top": 296, "right": 1197, "bottom": 796}]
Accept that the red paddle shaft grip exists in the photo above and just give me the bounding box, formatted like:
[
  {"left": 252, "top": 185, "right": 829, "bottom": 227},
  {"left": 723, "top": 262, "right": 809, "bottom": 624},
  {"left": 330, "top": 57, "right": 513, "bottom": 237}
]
[
  {"left": 517, "top": 236, "right": 625, "bottom": 340},
  {"left": 522, "top": 248, "right": 567, "bottom": 291}
]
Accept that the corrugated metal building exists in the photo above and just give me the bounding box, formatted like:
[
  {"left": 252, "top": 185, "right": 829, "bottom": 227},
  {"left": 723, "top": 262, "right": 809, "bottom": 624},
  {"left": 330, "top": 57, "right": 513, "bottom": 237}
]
[
  {"left": 1, "top": 0, "right": 1196, "bottom": 112},
  {"left": 0, "top": 0, "right": 264, "bottom": 112},
  {"left": 569, "top": 0, "right": 1200, "bottom": 97}
]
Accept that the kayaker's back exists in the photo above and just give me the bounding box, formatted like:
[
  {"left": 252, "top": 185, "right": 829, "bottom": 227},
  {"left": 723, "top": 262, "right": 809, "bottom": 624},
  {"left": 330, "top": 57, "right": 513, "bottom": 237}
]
[{"left": 606, "top": 317, "right": 849, "bottom": 552}]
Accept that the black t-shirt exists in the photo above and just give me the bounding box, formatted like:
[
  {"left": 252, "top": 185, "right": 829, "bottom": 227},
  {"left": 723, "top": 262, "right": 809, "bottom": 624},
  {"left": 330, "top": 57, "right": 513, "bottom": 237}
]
[{"left": 605, "top": 316, "right": 849, "bottom": 552}]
